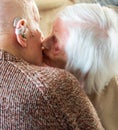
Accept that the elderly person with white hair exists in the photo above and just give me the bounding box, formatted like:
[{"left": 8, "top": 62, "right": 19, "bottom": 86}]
[
  {"left": 0, "top": 0, "right": 105, "bottom": 129},
  {"left": 43, "top": 3, "right": 118, "bottom": 130}
]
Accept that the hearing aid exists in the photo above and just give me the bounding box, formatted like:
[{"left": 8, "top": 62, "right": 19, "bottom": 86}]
[
  {"left": 13, "top": 17, "right": 26, "bottom": 38},
  {"left": 15, "top": 26, "right": 26, "bottom": 38}
]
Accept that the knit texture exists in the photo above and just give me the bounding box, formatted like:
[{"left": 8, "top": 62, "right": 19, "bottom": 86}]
[{"left": 0, "top": 50, "right": 104, "bottom": 130}]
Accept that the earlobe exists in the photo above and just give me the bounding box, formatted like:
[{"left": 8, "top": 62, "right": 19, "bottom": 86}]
[{"left": 14, "top": 18, "right": 28, "bottom": 48}]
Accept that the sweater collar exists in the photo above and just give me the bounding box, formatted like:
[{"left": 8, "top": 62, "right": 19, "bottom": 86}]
[{"left": 0, "top": 49, "right": 23, "bottom": 62}]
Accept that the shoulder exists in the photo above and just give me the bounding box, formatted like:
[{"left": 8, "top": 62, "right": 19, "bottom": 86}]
[
  {"left": 38, "top": 66, "right": 89, "bottom": 103},
  {"left": 38, "top": 66, "right": 82, "bottom": 88},
  {"left": 42, "top": 67, "right": 104, "bottom": 130}
]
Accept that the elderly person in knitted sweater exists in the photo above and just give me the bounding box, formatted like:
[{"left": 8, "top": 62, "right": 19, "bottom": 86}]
[
  {"left": 0, "top": 0, "right": 104, "bottom": 130},
  {"left": 43, "top": 3, "right": 118, "bottom": 130}
]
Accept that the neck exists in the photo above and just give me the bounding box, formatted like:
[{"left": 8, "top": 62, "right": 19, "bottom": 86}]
[{"left": 0, "top": 33, "right": 21, "bottom": 58}]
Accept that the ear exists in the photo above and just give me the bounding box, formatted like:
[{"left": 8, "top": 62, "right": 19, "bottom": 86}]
[{"left": 15, "top": 19, "right": 27, "bottom": 47}]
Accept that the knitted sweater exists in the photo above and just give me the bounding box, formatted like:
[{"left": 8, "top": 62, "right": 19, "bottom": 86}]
[{"left": 0, "top": 49, "right": 104, "bottom": 130}]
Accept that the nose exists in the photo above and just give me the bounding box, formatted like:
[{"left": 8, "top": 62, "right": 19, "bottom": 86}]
[
  {"left": 37, "top": 28, "right": 44, "bottom": 42},
  {"left": 40, "top": 31, "right": 44, "bottom": 42},
  {"left": 41, "top": 34, "right": 44, "bottom": 42}
]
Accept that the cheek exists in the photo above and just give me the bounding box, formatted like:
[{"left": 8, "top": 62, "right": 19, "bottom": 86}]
[
  {"left": 58, "top": 31, "right": 69, "bottom": 49},
  {"left": 57, "top": 21, "right": 69, "bottom": 45}
]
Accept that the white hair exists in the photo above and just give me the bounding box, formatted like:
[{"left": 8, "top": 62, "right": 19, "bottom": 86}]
[{"left": 57, "top": 3, "right": 118, "bottom": 94}]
